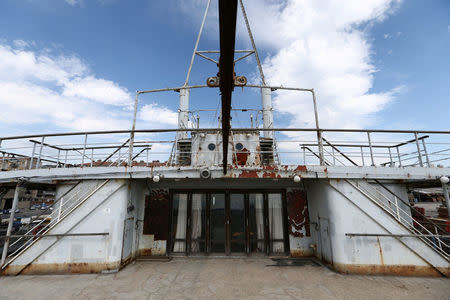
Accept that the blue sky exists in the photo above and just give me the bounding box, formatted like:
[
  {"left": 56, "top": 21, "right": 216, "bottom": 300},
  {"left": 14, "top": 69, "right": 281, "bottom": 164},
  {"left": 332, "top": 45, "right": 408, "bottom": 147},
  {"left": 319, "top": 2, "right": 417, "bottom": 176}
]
[{"left": 0, "top": 0, "right": 449, "bottom": 139}]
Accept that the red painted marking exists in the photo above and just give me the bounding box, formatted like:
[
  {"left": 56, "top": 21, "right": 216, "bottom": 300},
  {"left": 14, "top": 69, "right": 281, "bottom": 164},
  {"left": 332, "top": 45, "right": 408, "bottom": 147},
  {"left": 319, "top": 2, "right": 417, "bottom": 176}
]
[
  {"left": 239, "top": 170, "right": 259, "bottom": 178},
  {"left": 287, "top": 190, "right": 310, "bottom": 237},
  {"left": 294, "top": 165, "right": 307, "bottom": 172},
  {"left": 234, "top": 148, "right": 250, "bottom": 166}
]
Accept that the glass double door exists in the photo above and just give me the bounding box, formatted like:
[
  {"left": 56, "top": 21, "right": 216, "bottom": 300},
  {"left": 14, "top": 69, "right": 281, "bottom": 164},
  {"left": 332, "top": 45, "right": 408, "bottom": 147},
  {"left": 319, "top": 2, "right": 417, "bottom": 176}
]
[{"left": 170, "top": 191, "right": 288, "bottom": 256}]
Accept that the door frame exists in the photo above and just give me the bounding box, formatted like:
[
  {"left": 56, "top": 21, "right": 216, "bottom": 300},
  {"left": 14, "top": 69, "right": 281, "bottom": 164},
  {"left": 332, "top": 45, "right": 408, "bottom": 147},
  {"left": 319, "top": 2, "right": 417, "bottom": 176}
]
[{"left": 168, "top": 189, "right": 290, "bottom": 256}]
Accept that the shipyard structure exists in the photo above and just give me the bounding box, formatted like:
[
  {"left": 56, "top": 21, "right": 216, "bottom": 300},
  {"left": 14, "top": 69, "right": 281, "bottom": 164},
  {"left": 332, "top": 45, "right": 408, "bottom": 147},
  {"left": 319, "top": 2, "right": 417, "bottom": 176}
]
[{"left": 0, "top": 0, "right": 449, "bottom": 277}]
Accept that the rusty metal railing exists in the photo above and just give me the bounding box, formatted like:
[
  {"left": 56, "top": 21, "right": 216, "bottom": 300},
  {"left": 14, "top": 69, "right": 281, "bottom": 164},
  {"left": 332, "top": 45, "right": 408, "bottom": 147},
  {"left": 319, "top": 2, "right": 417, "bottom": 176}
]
[{"left": 0, "top": 128, "right": 449, "bottom": 171}]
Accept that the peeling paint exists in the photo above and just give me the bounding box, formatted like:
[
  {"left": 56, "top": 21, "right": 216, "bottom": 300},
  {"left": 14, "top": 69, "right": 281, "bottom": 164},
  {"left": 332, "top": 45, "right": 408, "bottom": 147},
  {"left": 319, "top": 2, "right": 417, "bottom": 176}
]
[
  {"left": 287, "top": 190, "right": 310, "bottom": 237},
  {"left": 333, "top": 263, "right": 447, "bottom": 277},
  {"left": 2, "top": 261, "right": 121, "bottom": 275}
]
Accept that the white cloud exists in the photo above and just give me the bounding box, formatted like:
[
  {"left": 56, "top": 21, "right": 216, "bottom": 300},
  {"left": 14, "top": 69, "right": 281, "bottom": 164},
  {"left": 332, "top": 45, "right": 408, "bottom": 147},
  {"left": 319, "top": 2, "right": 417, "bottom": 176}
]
[
  {"left": 244, "top": 0, "right": 403, "bottom": 130},
  {"left": 0, "top": 41, "right": 133, "bottom": 132},
  {"left": 12, "top": 40, "right": 32, "bottom": 49},
  {"left": 63, "top": 76, "right": 132, "bottom": 106},
  {"left": 138, "top": 103, "right": 178, "bottom": 128},
  {"left": 179, "top": 0, "right": 403, "bottom": 131},
  {"left": 65, "top": 0, "right": 81, "bottom": 6}
]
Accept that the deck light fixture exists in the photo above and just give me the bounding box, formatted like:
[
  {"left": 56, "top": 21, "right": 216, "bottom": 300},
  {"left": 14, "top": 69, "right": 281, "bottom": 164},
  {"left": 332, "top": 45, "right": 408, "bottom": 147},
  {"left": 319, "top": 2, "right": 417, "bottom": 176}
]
[
  {"left": 293, "top": 175, "right": 301, "bottom": 183},
  {"left": 152, "top": 175, "right": 161, "bottom": 183}
]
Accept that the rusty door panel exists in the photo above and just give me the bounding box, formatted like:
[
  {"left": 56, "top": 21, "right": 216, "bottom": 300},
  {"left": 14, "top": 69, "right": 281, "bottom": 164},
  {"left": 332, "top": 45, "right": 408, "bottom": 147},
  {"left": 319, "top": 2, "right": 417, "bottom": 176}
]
[
  {"left": 143, "top": 189, "right": 169, "bottom": 240},
  {"left": 287, "top": 190, "right": 311, "bottom": 237}
]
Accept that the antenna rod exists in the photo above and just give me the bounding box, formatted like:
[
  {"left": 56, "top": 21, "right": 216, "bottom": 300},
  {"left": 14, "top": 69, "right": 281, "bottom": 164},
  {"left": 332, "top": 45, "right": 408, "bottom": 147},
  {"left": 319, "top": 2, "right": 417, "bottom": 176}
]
[
  {"left": 239, "top": 0, "right": 266, "bottom": 85},
  {"left": 184, "top": 0, "right": 211, "bottom": 86}
]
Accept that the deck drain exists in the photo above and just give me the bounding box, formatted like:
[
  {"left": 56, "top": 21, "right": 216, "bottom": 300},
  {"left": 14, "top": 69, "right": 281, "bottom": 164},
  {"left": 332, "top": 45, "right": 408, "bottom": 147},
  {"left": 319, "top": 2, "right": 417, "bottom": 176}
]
[{"left": 267, "top": 258, "right": 322, "bottom": 267}]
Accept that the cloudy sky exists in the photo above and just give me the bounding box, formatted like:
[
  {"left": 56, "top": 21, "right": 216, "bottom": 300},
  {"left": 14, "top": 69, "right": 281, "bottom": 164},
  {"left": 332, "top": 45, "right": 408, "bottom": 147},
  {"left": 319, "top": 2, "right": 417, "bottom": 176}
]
[{"left": 0, "top": 0, "right": 449, "bottom": 138}]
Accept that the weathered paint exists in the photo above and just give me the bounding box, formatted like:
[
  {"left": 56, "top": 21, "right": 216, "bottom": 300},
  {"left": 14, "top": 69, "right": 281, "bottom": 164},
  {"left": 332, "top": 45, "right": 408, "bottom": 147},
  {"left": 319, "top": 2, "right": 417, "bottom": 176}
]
[
  {"left": 234, "top": 147, "right": 250, "bottom": 166},
  {"left": 2, "top": 261, "right": 121, "bottom": 275},
  {"left": 143, "top": 189, "right": 169, "bottom": 239},
  {"left": 1, "top": 165, "right": 449, "bottom": 183},
  {"left": 2, "top": 180, "right": 129, "bottom": 276},
  {"left": 287, "top": 190, "right": 310, "bottom": 237},
  {"left": 333, "top": 263, "right": 447, "bottom": 277},
  {"left": 307, "top": 179, "right": 450, "bottom": 277},
  {"left": 290, "top": 249, "right": 314, "bottom": 257}
]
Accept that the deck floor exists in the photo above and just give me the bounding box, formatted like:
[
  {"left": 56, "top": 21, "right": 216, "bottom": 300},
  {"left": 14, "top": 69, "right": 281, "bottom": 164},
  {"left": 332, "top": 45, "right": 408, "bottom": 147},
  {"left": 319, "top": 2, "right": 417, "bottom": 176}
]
[{"left": 0, "top": 258, "right": 448, "bottom": 299}]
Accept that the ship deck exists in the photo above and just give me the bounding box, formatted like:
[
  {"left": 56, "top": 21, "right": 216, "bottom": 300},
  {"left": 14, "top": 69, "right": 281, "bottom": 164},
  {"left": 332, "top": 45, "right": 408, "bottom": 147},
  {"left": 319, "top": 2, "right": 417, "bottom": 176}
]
[{"left": 0, "top": 258, "right": 448, "bottom": 299}]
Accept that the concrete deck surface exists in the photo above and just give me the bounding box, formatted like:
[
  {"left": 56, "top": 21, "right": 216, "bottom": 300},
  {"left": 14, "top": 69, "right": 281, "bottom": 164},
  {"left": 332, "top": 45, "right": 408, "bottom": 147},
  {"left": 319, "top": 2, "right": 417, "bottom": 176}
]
[{"left": 0, "top": 258, "right": 448, "bottom": 299}]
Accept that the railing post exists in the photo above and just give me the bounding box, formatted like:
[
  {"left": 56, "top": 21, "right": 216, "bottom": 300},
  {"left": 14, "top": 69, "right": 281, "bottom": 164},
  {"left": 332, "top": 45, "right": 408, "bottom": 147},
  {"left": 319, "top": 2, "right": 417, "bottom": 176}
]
[
  {"left": 90, "top": 148, "right": 94, "bottom": 167},
  {"left": 331, "top": 147, "right": 336, "bottom": 165},
  {"left": 0, "top": 139, "right": 3, "bottom": 170},
  {"left": 394, "top": 196, "right": 400, "bottom": 220},
  {"left": 64, "top": 150, "right": 68, "bottom": 168},
  {"left": 414, "top": 132, "right": 423, "bottom": 167},
  {"left": 58, "top": 197, "right": 64, "bottom": 222},
  {"left": 303, "top": 145, "right": 306, "bottom": 165},
  {"left": 56, "top": 149, "right": 61, "bottom": 168},
  {"left": 421, "top": 139, "right": 431, "bottom": 167},
  {"left": 1, "top": 182, "right": 22, "bottom": 266},
  {"left": 396, "top": 146, "right": 402, "bottom": 167},
  {"left": 434, "top": 226, "right": 443, "bottom": 251},
  {"left": 81, "top": 134, "right": 88, "bottom": 167},
  {"left": 388, "top": 147, "right": 393, "bottom": 167},
  {"left": 36, "top": 136, "right": 45, "bottom": 168},
  {"left": 146, "top": 148, "right": 149, "bottom": 167},
  {"left": 118, "top": 147, "right": 121, "bottom": 167},
  {"left": 311, "top": 90, "right": 324, "bottom": 166},
  {"left": 367, "top": 132, "right": 375, "bottom": 166},
  {"left": 129, "top": 92, "right": 139, "bottom": 167},
  {"left": 360, "top": 146, "right": 365, "bottom": 166},
  {"left": 441, "top": 178, "right": 450, "bottom": 220}
]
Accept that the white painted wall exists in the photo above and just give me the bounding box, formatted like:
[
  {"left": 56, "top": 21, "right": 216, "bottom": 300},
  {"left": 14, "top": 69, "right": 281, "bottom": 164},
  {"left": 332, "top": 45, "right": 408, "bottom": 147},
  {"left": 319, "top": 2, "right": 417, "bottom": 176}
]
[
  {"left": 307, "top": 179, "right": 449, "bottom": 271},
  {"left": 6, "top": 179, "right": 128, "bottom": 274}
]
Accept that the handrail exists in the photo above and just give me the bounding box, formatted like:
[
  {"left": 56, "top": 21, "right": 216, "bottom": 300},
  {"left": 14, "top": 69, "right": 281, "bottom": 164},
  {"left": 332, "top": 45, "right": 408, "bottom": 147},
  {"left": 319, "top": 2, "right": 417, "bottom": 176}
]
[
  {"left": 1, "top": 128, "right": 450, "bottom": 141},
  {"left": 8, "top": 180, "right": 83, "bottom": 250},
  {"left": 352, "top": 181, "right": 449, "bottom": 253},
  {"left": 2, "top": 180, "right": 110, "bottom": 269},
  {"left": 348, "top": 180, "right": 449, "bottom": 259}
]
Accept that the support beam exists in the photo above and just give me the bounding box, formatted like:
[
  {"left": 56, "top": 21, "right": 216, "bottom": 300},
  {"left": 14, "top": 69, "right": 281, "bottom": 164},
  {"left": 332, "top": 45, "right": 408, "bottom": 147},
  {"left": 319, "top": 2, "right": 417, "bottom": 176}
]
[
  {"left": 218, "top": 0, "right": 238, "bottom": 174},
  {"left": 1, "top": 182, "right": 22, "bottom": 266}
]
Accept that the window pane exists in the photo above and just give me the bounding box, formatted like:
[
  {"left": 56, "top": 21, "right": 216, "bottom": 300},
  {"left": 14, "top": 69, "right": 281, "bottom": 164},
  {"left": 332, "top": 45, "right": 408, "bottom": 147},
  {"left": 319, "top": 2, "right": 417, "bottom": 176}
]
[
  {"left": 210, "top": 193, "right": 225, "bottom": 253},
  {"left": 248, "top": 193, "right": 265, "bottom": 253},
  {"left": 172, "top": 193, "right": 187, "bottom": 253},
  {"left": 191, "top": 193, "right": 206, "bottom": 253},
  {"left": 268, "top": 193, "right": 284, "bottom": 253},
  {"left": 230, "top": 194, "right": 245, "bottom": 253}
]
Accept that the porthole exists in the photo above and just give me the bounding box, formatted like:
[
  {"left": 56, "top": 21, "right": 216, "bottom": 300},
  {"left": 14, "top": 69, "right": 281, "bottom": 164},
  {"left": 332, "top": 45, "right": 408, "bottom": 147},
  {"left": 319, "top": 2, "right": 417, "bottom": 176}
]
[
  {"left": 208, "top": 143, "right": 216, "bottom": 151},
  {"left": 235, "top": 143, "right": 244, "bottom": 151}
]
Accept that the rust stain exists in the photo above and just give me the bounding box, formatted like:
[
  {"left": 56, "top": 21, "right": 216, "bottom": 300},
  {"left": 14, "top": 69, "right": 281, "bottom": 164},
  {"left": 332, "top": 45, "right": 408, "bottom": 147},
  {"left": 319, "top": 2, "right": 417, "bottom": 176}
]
[
  {"left": 263, "top": 165, "right": 278, "bottom": 171},
  {"left": 233, "top": 147, "right": 250, "bottom": 166},
  {"left": 376, "top": 237, "right": 384, "bottom": 266},
  {"left": 254, "top": 146, "right": 261, "bottom": 165},
  {"left": 290, "top": 249, "right": 314, "bottom": 257},
  {"left": 294, "top": 165, "right": 307, "bottom": 172},
  {"left": 262, "top": 171, "right": 281, "bottom": 179},
  {"left": 139, "top": 248, "right": 153, "bottom": 257},
  {"left": 287, "top": 190, "right": 310, "bottom": 237},
  {"left": 2, "top": 261, "right": 121, "bottom": 276},
  {"left": 333, "top": 263, "right": 447, "bottom": 277},
  {"left": 239, "top": 170, "right": 259, "bottom": 178}
]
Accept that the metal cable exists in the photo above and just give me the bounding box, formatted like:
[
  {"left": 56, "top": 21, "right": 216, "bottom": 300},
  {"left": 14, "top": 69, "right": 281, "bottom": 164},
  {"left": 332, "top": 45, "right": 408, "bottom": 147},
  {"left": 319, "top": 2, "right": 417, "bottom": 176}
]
[{"left": 238, "top": 0, "right": 266, "bottom": 85}]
